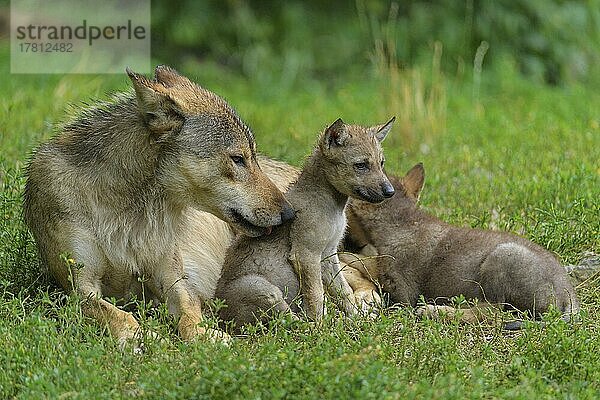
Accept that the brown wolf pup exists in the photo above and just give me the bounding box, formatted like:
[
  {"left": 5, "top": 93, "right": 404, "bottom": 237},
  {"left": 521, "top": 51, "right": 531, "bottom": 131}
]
[
  {"left": 23, "top": 65, "right": 295, "bottom": 348},
  {"left": 215, "top": 118, "right": 395, "bottom": 328},
  {"left": 343, "top": 163, "right": 579, "bottom": 326}
]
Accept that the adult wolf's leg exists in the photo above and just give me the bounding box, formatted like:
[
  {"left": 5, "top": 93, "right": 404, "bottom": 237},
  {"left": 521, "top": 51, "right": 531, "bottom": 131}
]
[
  {"left": 67, "top": 235, "right": 142, "bottom": 349},
  {"left": 157, "top": 251, "right": 230, "bottom": 343},
  {"left": 80, "top": 295, "right": 141, "bottom": 346}
]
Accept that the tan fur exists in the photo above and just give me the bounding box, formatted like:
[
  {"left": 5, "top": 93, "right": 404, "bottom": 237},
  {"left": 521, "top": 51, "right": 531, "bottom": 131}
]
[
  {"left": 338, "top": 245, "right": 381, "bottom": 310},
  {"left": 24, "top": 66, "right": 295, "bottom": 349},
  {"left": 215, "top": 118, "right": 395, "bottom": 328}
]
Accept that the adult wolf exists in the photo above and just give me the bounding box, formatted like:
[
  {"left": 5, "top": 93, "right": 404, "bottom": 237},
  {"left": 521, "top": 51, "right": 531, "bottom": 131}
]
[{"left": 24, "top": 65, "right": 294, "bottom": 348}]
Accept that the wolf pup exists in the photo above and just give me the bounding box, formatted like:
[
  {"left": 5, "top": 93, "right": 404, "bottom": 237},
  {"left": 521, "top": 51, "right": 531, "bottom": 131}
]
[
  {"left": 216, "top": 118, "right": 395, "bottom": 328},
  {"left": 180, "top": 156, "right": 301, "bottom": 303},
  {"left": 343, "top": 163, "right": 580, "bottom": 325},
  {"left": 23, "top": 65, "right": 294, "bottom": 347}
]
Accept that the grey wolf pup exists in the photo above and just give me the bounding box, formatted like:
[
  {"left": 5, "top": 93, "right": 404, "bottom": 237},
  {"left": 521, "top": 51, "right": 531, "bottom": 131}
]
[
  {"left": 342, "top": 163, "right": 579, "bottom": 326},
  {"left": 23, "top": 65, "right": 294, "bottom": 347},
  {"left": 216, "top": 118, "right": 395, "bottom": 328}
]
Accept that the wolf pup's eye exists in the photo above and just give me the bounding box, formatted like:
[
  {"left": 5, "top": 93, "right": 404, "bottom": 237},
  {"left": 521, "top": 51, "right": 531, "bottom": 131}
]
[
  {"left": 354, "top": 161, "right": 369, "bottom": 171},
  {"left": 381, "top": 158, "right": 385, "bottom": 168},
  {"left": 230, "top": 155, "right": 245, "bottom": 166}
]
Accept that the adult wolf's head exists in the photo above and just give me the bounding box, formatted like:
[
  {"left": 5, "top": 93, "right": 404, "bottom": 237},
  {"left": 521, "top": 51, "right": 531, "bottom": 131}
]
[
  {"left": 127, "top": 65, "right": 294, "bottom": 236},
  {"left": 318, "top": 117, "right": 395, "bottom": 203}
]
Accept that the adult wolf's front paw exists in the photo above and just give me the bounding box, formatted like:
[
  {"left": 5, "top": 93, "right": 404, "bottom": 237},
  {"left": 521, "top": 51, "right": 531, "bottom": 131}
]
[
  {"left": 118, "top": 329, "right": 163, "bottom": 355},
  {"left": 200, "top": 327, "right": 232, "bottom": 345},
  {"left": 179, "top": 320, "right": 232, "bottom": 345},
  {"left": 416, "top": 304, "right": 457, "bottom": 320}
]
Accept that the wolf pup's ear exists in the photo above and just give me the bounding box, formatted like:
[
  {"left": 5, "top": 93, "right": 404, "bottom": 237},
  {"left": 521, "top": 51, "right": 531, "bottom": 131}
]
[
  {"left": 322, "top": 118, "right": 350, "bottom": 148},
  {"left": 154, "top": 65, "right": 192, "bottom": 88},
  {"left": 126, "top": 67, "right": 184, "bottom": 135},
  {"left": 370, "top": 116, "right": 395, "bottom": 142},
  {"left": 402, "top": 162, "right": 425, "bottom": 200}
]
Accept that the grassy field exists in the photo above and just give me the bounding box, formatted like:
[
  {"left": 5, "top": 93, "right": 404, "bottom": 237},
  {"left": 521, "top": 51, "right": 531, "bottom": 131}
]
[{"left": 1, "top": 37, "right": 600, "bottom": 399}]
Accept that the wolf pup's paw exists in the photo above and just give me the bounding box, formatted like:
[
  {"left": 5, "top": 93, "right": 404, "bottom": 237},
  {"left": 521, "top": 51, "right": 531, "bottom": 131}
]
[
  {"left": 354, "top": 290, "right": 382, "bottom": 318},
  {"left": 339, "top": 297, "right": 359, "bottom": 318},
  {"left": 302, "top": 296, "right": 325, "bottom": 322},
  {"left": 416, "top": 304, "right": 458, "bottom": 321}
]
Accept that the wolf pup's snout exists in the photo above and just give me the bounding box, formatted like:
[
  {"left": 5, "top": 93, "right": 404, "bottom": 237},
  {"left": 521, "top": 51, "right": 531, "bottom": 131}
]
[
  {"left": 382, "top": 180, "right": 395, "bottom": 198},
  {"left": 280, "top": 203, "right": 296, "bottom": 223}
]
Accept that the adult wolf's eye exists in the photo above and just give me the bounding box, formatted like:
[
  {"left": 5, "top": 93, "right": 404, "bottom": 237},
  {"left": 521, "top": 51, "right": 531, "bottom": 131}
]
[
  {"left": 354, "top": 161, "right": 369, "bottom": 171},
  {"left": 230, "top": 155, "right": 245, "bottom": 166},
  {"left": 381, "top": 158, "right": 385, "bottom": 168}
]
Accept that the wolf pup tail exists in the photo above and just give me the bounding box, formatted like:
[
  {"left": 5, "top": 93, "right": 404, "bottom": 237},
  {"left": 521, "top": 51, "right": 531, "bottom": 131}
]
[{"left": 503, "top": 304, "right": 580, "bottom": 331}]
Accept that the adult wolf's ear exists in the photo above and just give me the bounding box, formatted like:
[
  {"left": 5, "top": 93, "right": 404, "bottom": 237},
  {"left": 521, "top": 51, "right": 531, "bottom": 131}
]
[
  {"left": 126, "top": 67, "right": 184, "bottom": 135},
  {"left": 370, "top": 116, "right": 395, "bottom": 142},
  {"left": 402, "top": 162, "right": 425, "bottom": 200},
  {"left": 322, "top": 118, "right": 350, "bottom": 149}
]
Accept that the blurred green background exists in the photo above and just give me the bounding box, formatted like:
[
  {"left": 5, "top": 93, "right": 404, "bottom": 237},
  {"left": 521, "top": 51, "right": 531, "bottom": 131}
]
[
  {"left": 1, "top": 0, "right": 599, "bottom": 84},
  {"left": 149, "top": 0, "right": 600, "bottom": 86}
]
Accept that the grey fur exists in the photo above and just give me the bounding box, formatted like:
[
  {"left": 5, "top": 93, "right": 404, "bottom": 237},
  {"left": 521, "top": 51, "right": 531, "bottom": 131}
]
[
  {"left": 216, "top": 118, "right": 394, "bottom": 328},
  {"left": 345, "top": 163, "right": 579, "bottom": 321}
]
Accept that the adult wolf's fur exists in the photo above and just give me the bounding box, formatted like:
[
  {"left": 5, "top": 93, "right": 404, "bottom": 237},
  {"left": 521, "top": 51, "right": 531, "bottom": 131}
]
[
  {"left": 23, "top": 66, "right": 294, "bottom": 346},
  {"left": 343, "top": 163, "right": 580, "bottom": 324},
  {"left": 215, "top": 118, "right": 395, "bottom": 327}
]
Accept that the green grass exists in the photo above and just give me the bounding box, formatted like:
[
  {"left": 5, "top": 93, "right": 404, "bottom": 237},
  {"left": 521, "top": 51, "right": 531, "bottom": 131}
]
[{"left": 1, "top": 39, "right": 599, "bottom": 399}]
